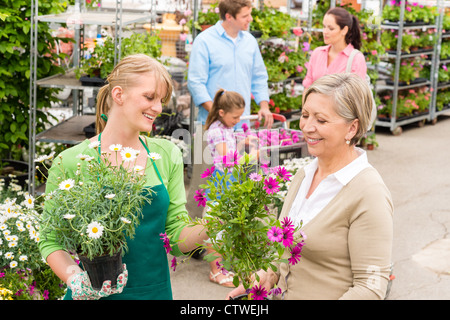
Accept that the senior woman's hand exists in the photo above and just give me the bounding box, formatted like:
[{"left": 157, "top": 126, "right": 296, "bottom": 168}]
[{"left": 225, "top": 269, "right": 278, "bottom": 300}]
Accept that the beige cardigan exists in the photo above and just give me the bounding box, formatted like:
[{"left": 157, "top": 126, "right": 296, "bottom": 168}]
[{"left": 275, "top": 166, "right": 394, "bottom": 300}]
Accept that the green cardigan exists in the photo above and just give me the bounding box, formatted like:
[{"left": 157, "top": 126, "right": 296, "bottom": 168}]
[{"left": 38, "top": 136, "right": 189, "bottom": 259}]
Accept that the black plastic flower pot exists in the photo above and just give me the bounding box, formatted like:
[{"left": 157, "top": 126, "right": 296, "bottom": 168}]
[
  {"left": 229, "top": 293, "right": 271, "bottom": 300},
  {"left": 78, "top": 249, "right": 123, "bottom": 291}
]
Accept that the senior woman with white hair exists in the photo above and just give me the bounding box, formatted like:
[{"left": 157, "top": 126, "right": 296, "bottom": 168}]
[{"left": 228, "top": 73, "right": 393, "bottom": 300}]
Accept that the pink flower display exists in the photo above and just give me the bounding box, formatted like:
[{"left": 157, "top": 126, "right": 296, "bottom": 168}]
[
  {"left": 267, "top": 226, "right": 284, "bottom": 242},
  {"left": 288, "top": 242, "right": 304, "bottom": 265},
  {"left": 171, "top": 256, "right": 178, "bottom": 272},
  {"left": 281, "top": 228, "right": 294, "bottom": 248},
  {"left": 222, "top": 150, "right": 241, "bottom": 168},
  {"left": 160, "top": 232, "right": 173, "bottom": 254},
  {"left": 194, "top": 189, "right": 207, "bottom": 207},
  {"left": 263, "top": 176, "right": 280, "bottom": 194},
  {"left": 275, "top": 166, "right": 292, "bottom": 182},
  {"left": 248, "top": 284, "right": 268, "bottom": 300},
  {"left": 201, "top": 166, "right": 215, "bottom": 179}
]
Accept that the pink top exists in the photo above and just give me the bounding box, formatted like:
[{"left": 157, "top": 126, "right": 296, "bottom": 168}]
[{"left": 302, "top": 43, "right": 367, "bottom": 89}]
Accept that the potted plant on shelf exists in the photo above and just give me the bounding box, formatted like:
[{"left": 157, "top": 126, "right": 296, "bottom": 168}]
[
  {"left": 260, "top": 41, "right": 308, "bottom": 84},
  {"left": 436, "top": 88, "right": 450, "bottom": 111},
  {"left": 266, "top": 91, "right": 302, "bottom": 115},
  {"left": 386, "top": 55, "right": 426, "bottom": 85},
  {"left": 75, "top": 32, "right": 162, "bottom": 85},
  {"left": 186, "top": 2, "right": 220, "bottom": 32},
  {"left": 364, "top": 133, "right": 379, "bottom": 150},
  {"left": 36, "top": 143, "right": 154, "bottom": 290},
  {"left": 382, "top": 1, "right": 438, "bottom": 25},
  {"left": 168, "top": 152, "right": 306, "bottom": 299},
  {"left": 378, "top": 86, "right": 431, "bottom": 119},
  {"left": 250, "top": 6, "right": 295, "bottom": 40}
]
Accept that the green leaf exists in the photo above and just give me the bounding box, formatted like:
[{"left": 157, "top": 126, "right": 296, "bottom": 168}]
[{"left": 233, "top": 275, "right": 240, "bottom": 288}]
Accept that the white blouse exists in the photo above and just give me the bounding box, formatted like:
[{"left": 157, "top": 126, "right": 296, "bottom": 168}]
[{"left": 288, "top": 148, "right": 372, "bottom": 227}]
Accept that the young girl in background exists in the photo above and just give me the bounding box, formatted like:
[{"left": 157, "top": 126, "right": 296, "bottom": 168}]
[{"left": 205, "top": 88, "right": 258, "bottom": 173}]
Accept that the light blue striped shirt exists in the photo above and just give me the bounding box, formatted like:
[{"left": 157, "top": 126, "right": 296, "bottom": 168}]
[{"left": 187, "top": 20, "right": 269, "bottom": 128}]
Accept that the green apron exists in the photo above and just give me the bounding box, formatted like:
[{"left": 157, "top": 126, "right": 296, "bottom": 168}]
[{"left": 64, "top": 136, "right": 173, "bottom": 300}]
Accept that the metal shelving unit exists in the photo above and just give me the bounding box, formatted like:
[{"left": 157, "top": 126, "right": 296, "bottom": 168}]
[
  {"left": 28, "top": 0, "right": 154, "bottom": 194},
  {"left": 430, "top": 0, "right": 450, "bottom": 123},
  {"left": 375, "top": 0, "right": 438, "bottom": 135}
]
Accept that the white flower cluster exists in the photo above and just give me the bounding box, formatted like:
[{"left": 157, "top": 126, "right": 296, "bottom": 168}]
[{"left": 0, "top": 195, "right": 41, "bottom": 270}]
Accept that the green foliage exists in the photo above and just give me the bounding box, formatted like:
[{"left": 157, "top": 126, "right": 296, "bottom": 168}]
[
  {"left": 440, "top": 41, "right": 450, "bottom": 60},
  {"left": 250, "top": 6, "right": 295, "bottom": 40},
  {"left": 260, "top": 41, "right": 307, "bottom": 83},
  {"left": 0, "top": 0, "right": 68, "bottom": 160},
  {"left": 382, "top": 1, "right": 438, "bottom": 24},
  {"left": 392, "top": 56, "right": 425, "bottom": 84},
  {"left": 436, "top": 88, "right": 450, "bottom": 111},
  {"left": 267, "top": 91, "right": 302, "bottom": 113},
  {"left": 75, "top": 32, "right": 162, "bottom": 79},
  {"left": 186, "top": 2, "right": 220, "bottom": 32},
  {"left": 379, "top": 86, "right": 431, "bottom": 117}
]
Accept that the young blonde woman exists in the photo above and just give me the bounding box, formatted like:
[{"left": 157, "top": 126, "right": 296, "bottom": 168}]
[
  {"left": 228, "top": 73, "right": 394, "bottom": 300},
  {"left": 39, "top": 54, "right": 209, "bottom": 300}
]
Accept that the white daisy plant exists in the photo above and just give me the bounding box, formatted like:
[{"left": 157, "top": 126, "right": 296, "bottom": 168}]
[{"left": 36, "top": 140, "right": 156, "bottom": 260}]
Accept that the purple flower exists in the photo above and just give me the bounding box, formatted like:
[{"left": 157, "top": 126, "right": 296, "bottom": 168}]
[
  {"left": 267, "top": 226, "right": 283, "bottom": 242},
  {"left": 223, "top": 150, "right": 241, "bottom": 168},
  {"left": 288, "top": 242, "right": 304, "bottom": 265},
  {"left": 201, "top": 165, "right": 215, "bottom": 179},
  {"left": 194, "top": 189, "right": 207, "bottom": 207},
  {"left": 215, "top": 261, "right": 229, "bottom": 275},
  {"left": 249, "top": 172, "right": 262, "bottom": 181},
  {"left": 281, "top": 228, "right": 294, "bottom": 248},
  {"left": 269, "top": 287, "right": 282, "bottom": 296},
  {"left": 249, "top": 284, "right": 268, "bottom": 300},
  {"left": 281, "top": 217, "right": 294, "bottom": 231},
  {"left": 302, "top": 41, "right": 310, "bottom": 52},
  {"left": 171, "top": 256, "right": 178, "bottom": 271},
  {"left": 276, "top": 166, "right": 292, "bottom": 181},
  {"left": 160, "top": 232, "right": 173, "bottom": 254},
  {"left": 263, "top": 177, "right": 280, "bottom": 194},
  {"left": 43, "top": 290, "right": 49, "bottom": 300},
  {"left": 242, "top": 123, "right": 249, "bottom": 132}
]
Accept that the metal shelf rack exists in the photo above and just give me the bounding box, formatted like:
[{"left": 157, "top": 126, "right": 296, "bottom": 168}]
[
  {"left": 375, "top": 0, "right": 438, "bottom": 135},
  {"left": 430, "top": 0, "right": 450, "bottom": 123},
  {"left": 28, "top": 0, "right": 154, "bottom": 194}
]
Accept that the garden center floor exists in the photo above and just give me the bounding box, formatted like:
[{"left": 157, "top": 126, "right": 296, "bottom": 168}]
[{"left": 170, "top": 114, "right": 450, "bottom": 300}]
